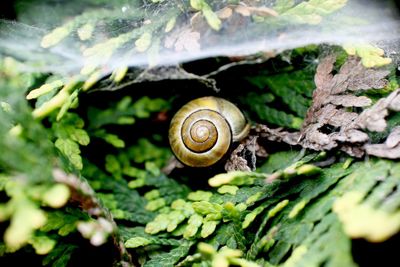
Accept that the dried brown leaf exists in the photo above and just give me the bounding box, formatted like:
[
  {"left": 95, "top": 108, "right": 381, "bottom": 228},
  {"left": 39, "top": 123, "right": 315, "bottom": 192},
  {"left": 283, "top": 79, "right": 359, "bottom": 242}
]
[
  {"left": 328, "top": 57, "right": 389, "bottom": 94},
  {"left": 254, "top": 124, "right": 300, "bottom": 146},
  {"left": 314, "top": 55, "right": 335, "bottom": 89},
  {"left": 176, "top": 30, "right": 200, "bottom": 52},
  {"left": 164, "top": 28, "right": 201, "bottom": 52},
  {"left": 386, "top": 127, "right": 400, "bottom": 148},
  {"left": 388, "top": 93, "right": 400, "bottom": 111},
  {"left": 235, "top": 6, "right": 251, "bottom": 16},
  {"left": 366, "top": 144, "right": 400, "bottom": 159},
  {"left": 257, "top": 55, "right": 398, "bottom": 159},
  {"left": 365, "top": 127, "right": 400, "bottom": 158},
  {"left": 225, "top": 144, "right": 252, "bottom": 172},
  {"left": 234, "top": 5, "right": 278, "bottom": 17},
  {"left": 357, "top": 89, "right": 400, "bottom": 132},
  {"left": 246, "top": 6, "right": 278, "bottom": 17},
  {"left": 298, "top": 55, "right": 390, "bottom": 154},
  {"left": 217, "top": 7, "right": 233, "bottom": 19},
  {"left": 340, "top": 145, "right": 365, "bottom": 158},
  {"left": 346, "top": 68, "right": 390, "bottom": 91},
  {"left": 326, "top": 95, "right": 372, "bottom": 107}
]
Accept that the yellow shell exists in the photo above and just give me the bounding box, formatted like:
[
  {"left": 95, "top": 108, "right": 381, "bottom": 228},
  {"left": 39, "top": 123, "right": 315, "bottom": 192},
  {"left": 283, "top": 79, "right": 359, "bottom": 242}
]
[{"left": 169, "top": 96, "right": 250, "bottom": 167}]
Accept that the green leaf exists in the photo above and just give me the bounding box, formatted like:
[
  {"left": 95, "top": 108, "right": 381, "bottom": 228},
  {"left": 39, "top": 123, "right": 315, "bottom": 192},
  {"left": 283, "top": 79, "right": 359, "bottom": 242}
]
[
  {"left": 135, "top": 32, "right": 152, "bottom": 52},
  {"left": 254, "top": 105, "right": 303, "bottom": 129},
  {"left": 275, "top": 0, "right": 295, "bottom": 12},
  {"left": 94, "top": 130, "right": 125, "bottom": 148},
  {"left": 334, "top": 188, "right": 400, "bottom": 242},
  {"left": 145, "top": 198, "right": 166, "bottom": 211},
  {"left": 188, "top": 191, "right": 213, "bottom": 201},
  {"left": 54, "top": 138, "right": 83, "bottom": 170},
  {"left": 145, "top": 214, "right": 170, "bottom": 234},
  {"left": 144, "top": 241, "right": 193, "bottom": 267},
  {"left": 29, "top": 235, "right": 57, "bottom": 255},
  {"left": 125, "top": 237, "right": 152, "bottom": 248},
  {"left": 57, "top": 89, "right": 79, "bottom": 121},
  {"left": 131, "top": 97, "right": 170, "bottom": 119},
  {"left": 190, "top": 0, "right": 205, "bottom": 10},
  {"left": 202, "top": 5, "right": 222, "bottom": 31},
  {"left": 192, "top": 201, "right": 223, "bottom": 215},
  {"left": 41, "top": 24, "right": 74, "bottom": 48},
  {"left": 218, "top": 185, "right": 239, "bottom": 195},
  {"left": 248, "top": 71, "right": 313, "bottom": 116},
  {"left": 128, "top": 138, "right": 171, "bottom": 167},
  {"left": 201, "top": 220, "right": 219, "bottom": 238},
  {"left": 69, "top": 128, "right": 90, "bottom": 146},
  {"left": 105, "top": 154, "right": 121, "bottom": 178},
  {"left": 42, "top": 184, "right": 70, "bottom": 208},
  {"left": 41, "top": 209, "right": 86, "bottom": 236},
  {"left": 280, "top": 0, "right": 347, "bottom": 25},
  {"left": 0, "top": 174, "right": 9, "bottom": 191},
  {"left": 243, "top": 205, "right": 268, "bottom": 229},
  {"left": 26, "top": 80, "right": 64, "bottom": 100},
  {"left": 209, "top": 172, "right": 266, "bottom": 187},
  {"left": 258, "top": 150, "right": 302, "bottom": 173},
  {"left": 4, "top": 200, "right": 47, "bottom": 250},
  {"left": 144, "top": 190, "right": 160, "bottom": 200},
  {"left": 184, "top": 214, "right": 203, "bottom": 239},
  {"left": 42, "top": 243, "right": 77, "bottom": 267},
  {"left": 343, "top": 43, "right": 392, "bottom": 68}
]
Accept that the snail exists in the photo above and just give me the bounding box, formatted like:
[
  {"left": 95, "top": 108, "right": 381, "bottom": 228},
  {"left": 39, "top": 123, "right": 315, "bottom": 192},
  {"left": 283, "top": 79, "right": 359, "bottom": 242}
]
[{"left": 169, "top": 96, "right": 250, "bottom": 167}]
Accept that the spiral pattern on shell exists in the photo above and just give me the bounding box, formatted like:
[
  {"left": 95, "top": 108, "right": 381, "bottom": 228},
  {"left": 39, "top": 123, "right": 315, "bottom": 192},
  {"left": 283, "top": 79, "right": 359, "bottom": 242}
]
[{"left": 169, "top": 96, "right": 250, "bottom": 167}]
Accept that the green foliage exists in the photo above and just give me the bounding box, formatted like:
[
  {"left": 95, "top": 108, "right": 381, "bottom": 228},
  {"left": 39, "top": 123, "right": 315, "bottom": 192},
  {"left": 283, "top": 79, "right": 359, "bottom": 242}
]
[
  {"left": 42, "top": 243, "right": 78, "bottom": 267},
  {"left": 242, "top": 66, "right": 319, "bottom": 129},
  {"left": 1, "top": 0, "right": 363, "bottom": 122},
  {"left": 1, "top": 47, "right": 399, "bottom": 267},
  {"left": 196, "top": 242, "right": 259, "bottom": 267},
  {"left": 343, "top": 43, "right": 392, "bottom": 68},
  {"left": 0, "top": 58, "right": 80, "bottom": 258},
  {"left": 144, "top": 241, "right": 194, "bottom": 267},
  {"left": 129, "top": 153, "right": 400, "bottom": 267},
  {"left": 249, "top": 71, "right": 313, "bottom": 117},
  {"left": 41, "top": 208, "right": 89, "bottom": 236},
  {"left": 0, "top": 2, "right": 399, "bottom": 263},
  {"left": 278, "top": 0, "right": 347, "bottom": 25},
  {"left": 240, "top": 90, "right": 304, "bottom": 129},
  {"left": 88, "top": 96, "right": 169, "bottom": 128}
]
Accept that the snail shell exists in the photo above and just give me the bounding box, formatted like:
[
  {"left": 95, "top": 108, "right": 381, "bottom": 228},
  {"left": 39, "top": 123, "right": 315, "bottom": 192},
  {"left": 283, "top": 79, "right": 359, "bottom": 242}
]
[{"left": 169, "top": 96, "right": 250, "bottom": 167}]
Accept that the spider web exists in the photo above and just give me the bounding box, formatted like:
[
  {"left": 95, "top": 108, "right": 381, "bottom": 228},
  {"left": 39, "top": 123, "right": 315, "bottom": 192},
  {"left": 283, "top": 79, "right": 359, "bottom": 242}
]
[{"left": 0, "top": 0, "right": 399, "bottom": 75}]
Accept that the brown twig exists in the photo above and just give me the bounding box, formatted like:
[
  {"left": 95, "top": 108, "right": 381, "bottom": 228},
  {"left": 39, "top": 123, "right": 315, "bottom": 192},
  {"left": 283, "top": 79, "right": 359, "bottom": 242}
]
[{"left": 52, "top": 168, "right": 135, "bottom": 267}]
